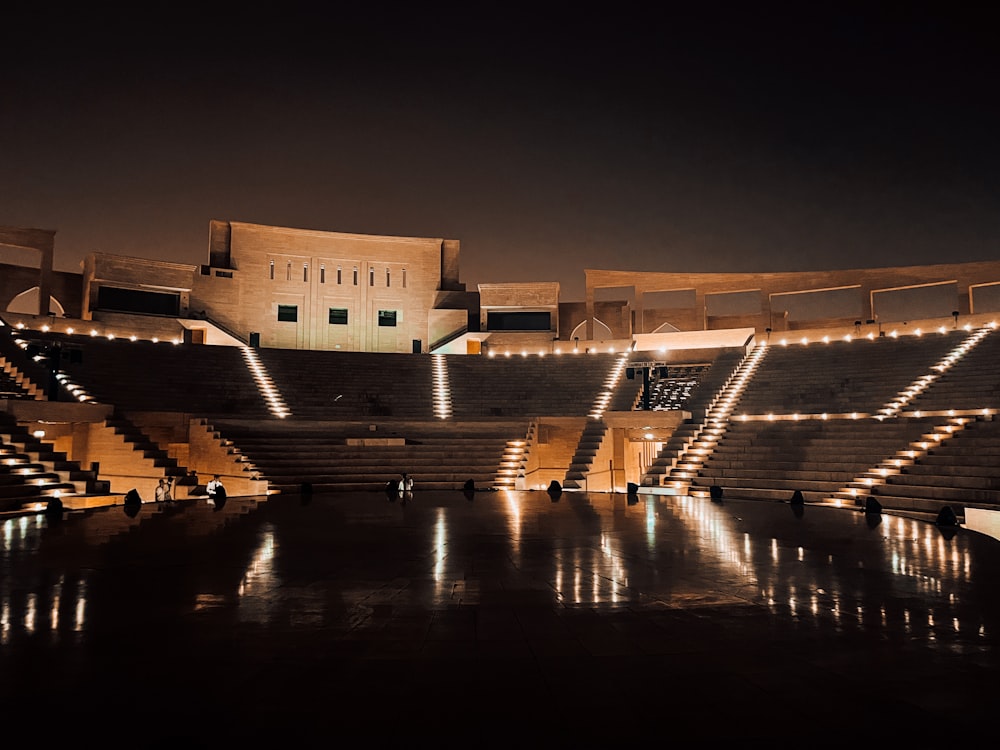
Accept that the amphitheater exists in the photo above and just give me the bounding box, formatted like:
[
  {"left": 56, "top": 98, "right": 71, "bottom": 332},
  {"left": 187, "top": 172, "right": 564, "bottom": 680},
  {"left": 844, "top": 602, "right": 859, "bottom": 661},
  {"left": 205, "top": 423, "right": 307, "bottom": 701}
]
[
  {"left": 4, "top": 220, "right": 1000, "bottom": 532},
  {"left": 7, "top": 223, "right": 1000, "bottom": 741},
  {"left": 4, "top": 306, "right": 1000, "bottom": 533}
]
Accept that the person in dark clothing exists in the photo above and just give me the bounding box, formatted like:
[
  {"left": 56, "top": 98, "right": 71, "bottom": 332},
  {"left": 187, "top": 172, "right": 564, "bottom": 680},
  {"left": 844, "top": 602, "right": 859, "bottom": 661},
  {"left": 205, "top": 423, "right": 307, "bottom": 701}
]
[{"left": 206, "top": 475, "right": 226, "bottom": 504}]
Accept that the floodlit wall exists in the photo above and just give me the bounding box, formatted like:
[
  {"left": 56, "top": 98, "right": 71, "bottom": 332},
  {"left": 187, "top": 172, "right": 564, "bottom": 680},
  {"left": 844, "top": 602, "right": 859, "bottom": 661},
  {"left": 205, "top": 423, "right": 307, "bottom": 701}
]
[{"left": 584, "top": 262, "right": 1000, "bottom": 339}]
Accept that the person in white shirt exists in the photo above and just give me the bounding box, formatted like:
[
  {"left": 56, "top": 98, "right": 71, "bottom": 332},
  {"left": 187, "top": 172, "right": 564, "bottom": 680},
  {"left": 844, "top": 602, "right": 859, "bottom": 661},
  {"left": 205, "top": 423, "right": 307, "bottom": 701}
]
[
  {"left": 154, "top": 478, "right": 173, "bottom": 503},
  {"left": 206, "top": 475, "right": 226, "bottom": 503}
]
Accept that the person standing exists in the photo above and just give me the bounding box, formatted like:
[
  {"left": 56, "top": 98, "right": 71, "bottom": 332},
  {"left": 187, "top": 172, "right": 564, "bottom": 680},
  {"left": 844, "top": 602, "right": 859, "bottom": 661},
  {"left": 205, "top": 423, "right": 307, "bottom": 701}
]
[
  {"left": 397, "top": 472, "right": 414, "bottom": 503},
  {"left": 154, "top": 478, "right": 173, "bottom": 503}
]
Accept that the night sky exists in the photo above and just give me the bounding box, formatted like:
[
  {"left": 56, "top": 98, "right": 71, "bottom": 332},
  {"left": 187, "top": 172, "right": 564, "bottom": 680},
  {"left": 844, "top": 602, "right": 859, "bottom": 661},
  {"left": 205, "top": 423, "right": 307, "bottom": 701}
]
[{"left": 3, "top": 4, "right": 998, "bottom": 300}]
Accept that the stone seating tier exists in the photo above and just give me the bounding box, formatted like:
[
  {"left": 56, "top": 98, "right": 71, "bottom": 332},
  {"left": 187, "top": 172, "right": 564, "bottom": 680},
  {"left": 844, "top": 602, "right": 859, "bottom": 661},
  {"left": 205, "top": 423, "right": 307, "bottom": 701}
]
[{"left": 7, "top": 325, "right": 1000, "bottom": 516}]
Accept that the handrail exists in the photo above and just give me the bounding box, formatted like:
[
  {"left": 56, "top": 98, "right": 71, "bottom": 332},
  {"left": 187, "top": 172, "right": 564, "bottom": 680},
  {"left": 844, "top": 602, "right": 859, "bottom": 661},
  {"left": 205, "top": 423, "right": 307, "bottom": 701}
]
[{"left": 429, "top": 326, "right": 469, "bottom": 353}]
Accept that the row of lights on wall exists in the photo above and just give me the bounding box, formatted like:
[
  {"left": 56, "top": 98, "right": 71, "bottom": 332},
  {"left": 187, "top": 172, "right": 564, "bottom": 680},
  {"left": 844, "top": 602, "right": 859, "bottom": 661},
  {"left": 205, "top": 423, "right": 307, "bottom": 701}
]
[
  {"left": 487, "top": 345, "right": 622, "bottom": 358},
  {"left": 14, "top": 321, "right": 183, "bottom": 345},
  {"left": 16, "top": 321, "right": 635, "bottom": 356},
  {"left": 764, "top": 321, "right": 988, "bottom": 348}
]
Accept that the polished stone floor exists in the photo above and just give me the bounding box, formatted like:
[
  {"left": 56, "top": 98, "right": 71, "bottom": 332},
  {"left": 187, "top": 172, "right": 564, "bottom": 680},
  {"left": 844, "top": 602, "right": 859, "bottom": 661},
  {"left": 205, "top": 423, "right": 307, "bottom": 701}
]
[{"left": 2, "top": 489, "right": 999, "bottom": 745}]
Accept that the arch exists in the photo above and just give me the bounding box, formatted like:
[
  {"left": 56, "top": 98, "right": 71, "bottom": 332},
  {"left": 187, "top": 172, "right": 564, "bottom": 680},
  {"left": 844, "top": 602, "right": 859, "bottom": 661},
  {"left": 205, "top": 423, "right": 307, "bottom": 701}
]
[
  {"left": 651, "top": 321, "right": 681, "bottom": 333},
  {"left": 0, "top": 226, "right": 55, "bottom": 316},
  {"left": 570, "top": 318, "right": 612, "bottom": 341},
  {"left": 7, "top": 287, "right": 65, "bottom": 316}
]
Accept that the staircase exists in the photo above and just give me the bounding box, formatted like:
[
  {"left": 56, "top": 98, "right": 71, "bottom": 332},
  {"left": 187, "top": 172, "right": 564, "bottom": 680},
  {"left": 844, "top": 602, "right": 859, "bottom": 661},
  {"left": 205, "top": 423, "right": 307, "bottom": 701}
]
[
  {"left": 494, "top": 431, "right": 528, "bottom": 489},
  {"left": 240, "top": 346, "right": 291, "bottom": 418},
  {"left": 562, "top": 419, "right": 608, "bottom": 490},
  {"left": 0, "top": 412, "right": 99, "bottom": 511},
  {"left": 654, "top": 342, "right": 768, "bottom": 496},
  {"left": 432, "top": 354, "right": 453, "bottom": 419},
  {"left": 106, "top": 411, "right": 198, "bottom": 497}
]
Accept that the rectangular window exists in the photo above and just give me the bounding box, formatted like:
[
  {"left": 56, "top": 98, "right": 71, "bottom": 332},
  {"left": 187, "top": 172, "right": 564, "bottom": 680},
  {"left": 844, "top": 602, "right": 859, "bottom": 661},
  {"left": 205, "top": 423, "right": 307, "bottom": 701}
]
[
  {"left": 402, "top": 268, "right": 407, "bottom": 288},
  {"left": 320, "top": 265, "right": 326, "bottom": 284},
  {"left": 269, "top": 260, "right": 275, "bottom": 280},
  {"left": 303, "top": 264, "right": 308, "bottom": 282},
  {"left": 486, "top": 311, "right": 552, "bottom": 331},
  {"left": 337, "top": 266, "right": 342, "bottom": 284},
  {"left": 487, "top": 311, "right": 552, "bottom": 331},
  {"left": 377, "top": 310, "right": 397, "bottom": 327},
  {"left": 286, "top": 262, "right": 291, "bottom": 281},
  {"left": 353, "top": 267, "right": 358, "bottom": 286},
  {"left": 96, "top": 286, "right": 180, "bottom": 316},
  {"left": 369, "top": 267, "right": 375, "bottom": 286},
  {"left": 277, "top": 305, "right": 298, "bottom": 322},
  {"left": 328, "top": 308, "right": 348, "bottom": 325}
]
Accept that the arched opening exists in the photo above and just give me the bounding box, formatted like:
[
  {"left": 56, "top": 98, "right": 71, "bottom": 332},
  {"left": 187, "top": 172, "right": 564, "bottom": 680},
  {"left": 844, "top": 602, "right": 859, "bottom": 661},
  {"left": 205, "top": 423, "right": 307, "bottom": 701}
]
[
  {"left": 570, "top": 318, "right": 612, "bottom": 341},
  {"left": 7, "top": 287, "right": 65, "bottom": 316},
  {"left": 651, "top": 321, "right": 682, "bottom": 333}
]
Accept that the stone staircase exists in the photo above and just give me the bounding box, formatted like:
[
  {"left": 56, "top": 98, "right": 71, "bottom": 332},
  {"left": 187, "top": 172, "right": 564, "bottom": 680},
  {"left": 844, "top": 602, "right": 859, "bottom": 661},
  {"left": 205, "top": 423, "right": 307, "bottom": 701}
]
[
  {"left": 0, "top": 412, "right": 99, "bottom": 511},
  {"left": 9, "top": 321, "right": 1000, "bottom": 517},
  {"left": 105, "top": 410, "right": 199, "bottom": 498},
  {"left": 494, "top": 428, "right": 529, "bottom": 490},
  {"left": 207, "top": 418, "right": 530, "bottom": 492},
  {"left": 650, "top": 343, "right": 767, "bottom": 494},
  {"left": 562, "top": 419, "right": 608, "bottom": 490}
]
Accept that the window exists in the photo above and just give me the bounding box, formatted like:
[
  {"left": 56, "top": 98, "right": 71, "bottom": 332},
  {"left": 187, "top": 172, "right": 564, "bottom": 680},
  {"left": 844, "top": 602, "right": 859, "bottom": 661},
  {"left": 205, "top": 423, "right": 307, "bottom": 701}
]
[
  {"left": 386, "top": 268, "right": 391, "bottom": 287},
  {"left": 328, "top": 308, "right": 348, "bottom": 325},
  {"left": 378, "top": 310, "right": 397, "bottom": 327},
  {"left": 369, "top": 267, "right": 375, "bottom": 286},
  {"left": 353, "top": 267, "right": 358, "bottom": 286},
  {"left": 269, "top": 260, "right": 274, "bottom": 280},
  {"left": 337, "top": 266, "right": 342, "bottom": 284},
  {"left": 320, "top": 265, "right": 326, "bottom": 284},
  {"left": 286, "top": 262, "right": 291, "bottom": 281},
  {"left": 487, "top": 311, "right": 552, "bottom": 330},
  {"left": 402, "top": 268, "right": 407, "bottom": 288},
  {"left": 96, "top": 286, "right": 180, "bottom": 316},
  {"left": 277, "top": 305, "right": 298, "bottom": 322},
  {"left": 303, "top": 263, "right": 308, "bottom": 282}
]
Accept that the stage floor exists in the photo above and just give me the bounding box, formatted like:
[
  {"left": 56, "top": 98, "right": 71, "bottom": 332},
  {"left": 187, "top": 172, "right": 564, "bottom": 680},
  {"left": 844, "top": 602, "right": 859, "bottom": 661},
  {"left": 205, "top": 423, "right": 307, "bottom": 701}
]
[{"left": 3, "top": 489, "right": 999, "bottom": 743}]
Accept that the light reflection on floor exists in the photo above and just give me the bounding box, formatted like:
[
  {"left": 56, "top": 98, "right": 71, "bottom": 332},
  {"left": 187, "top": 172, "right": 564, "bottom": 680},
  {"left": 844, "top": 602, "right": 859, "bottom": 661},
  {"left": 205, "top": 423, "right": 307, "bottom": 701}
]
[{"left": 2, "top": 490, "right": 1000, "bottom": 739}]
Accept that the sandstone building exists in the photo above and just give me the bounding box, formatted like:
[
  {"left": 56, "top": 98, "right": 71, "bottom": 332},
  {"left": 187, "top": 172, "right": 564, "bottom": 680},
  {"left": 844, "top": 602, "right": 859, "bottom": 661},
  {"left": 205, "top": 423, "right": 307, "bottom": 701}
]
[{"left": 4, "top": 220, "right": 1000, "bottom": 353}]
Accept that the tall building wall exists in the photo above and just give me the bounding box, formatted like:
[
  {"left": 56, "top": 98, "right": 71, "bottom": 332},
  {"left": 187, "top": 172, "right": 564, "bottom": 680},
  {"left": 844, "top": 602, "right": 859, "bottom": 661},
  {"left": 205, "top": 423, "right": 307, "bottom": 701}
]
[{"left": 191, "top": 221, "right": 458, "bottom": 353}]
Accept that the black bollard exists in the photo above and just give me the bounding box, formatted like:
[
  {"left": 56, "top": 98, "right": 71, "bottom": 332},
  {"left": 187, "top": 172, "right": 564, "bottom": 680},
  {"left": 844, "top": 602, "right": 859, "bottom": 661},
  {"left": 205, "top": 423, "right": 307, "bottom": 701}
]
[{"left": 936, "top": 505, "right": 959, "bottom": 527}]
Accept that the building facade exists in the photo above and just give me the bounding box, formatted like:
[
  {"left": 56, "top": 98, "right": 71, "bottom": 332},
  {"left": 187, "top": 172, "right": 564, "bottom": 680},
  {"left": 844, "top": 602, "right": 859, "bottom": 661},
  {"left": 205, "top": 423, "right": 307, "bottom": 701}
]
[
  {"left": 5, "top": 220, "right": 1000, "bottom": 353},
  {"left": 74, "top": 221, "right": 479, "bottom": 353}
]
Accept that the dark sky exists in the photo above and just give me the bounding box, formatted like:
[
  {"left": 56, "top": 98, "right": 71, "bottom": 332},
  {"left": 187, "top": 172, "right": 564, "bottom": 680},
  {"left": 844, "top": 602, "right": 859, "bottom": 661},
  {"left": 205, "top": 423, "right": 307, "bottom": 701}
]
[{"left": 3, "top": 4, "right": 999, "bottom": 300}]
